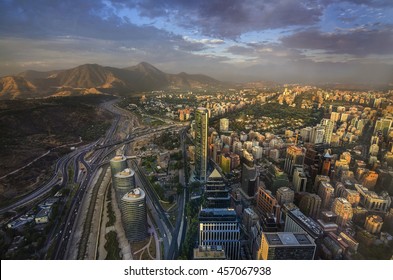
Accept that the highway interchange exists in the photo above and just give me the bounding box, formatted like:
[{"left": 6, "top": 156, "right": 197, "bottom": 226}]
[{"left": 0, "top": 99, "right": 189, "bottom": 260}]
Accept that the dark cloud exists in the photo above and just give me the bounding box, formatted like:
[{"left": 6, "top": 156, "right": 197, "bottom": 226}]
[
  {"left": 122, "top": 0, "right": 324, "bottom": 38},
  {"left": 322, "top": 0, "right": 392, "bottom": 7},
  {"left": 281, "top": 27, "right": 393, "bottom": 56}
]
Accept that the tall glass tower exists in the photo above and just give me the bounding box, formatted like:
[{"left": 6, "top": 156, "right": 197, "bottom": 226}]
[{"left": 195, "top": 107, "right": 209, "bottom": 182}]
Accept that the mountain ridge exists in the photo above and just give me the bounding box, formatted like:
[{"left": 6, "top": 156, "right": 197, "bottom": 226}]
[{"left": 0, "top": 62, "right": 226, "bottom": 99}]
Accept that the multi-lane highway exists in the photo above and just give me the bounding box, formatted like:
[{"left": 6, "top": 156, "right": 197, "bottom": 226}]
[{"left": 2, "top": 98, "right": 189, "bottom": 260}]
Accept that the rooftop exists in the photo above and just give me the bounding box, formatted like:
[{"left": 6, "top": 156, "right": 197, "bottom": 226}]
[{"left": 264, "top": 232, "right": 314, "bottom": 246}]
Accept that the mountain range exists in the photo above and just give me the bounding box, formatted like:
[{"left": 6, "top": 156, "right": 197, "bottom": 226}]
[{"left": 0, "top": 62, "right": 226, "bottom": 99}]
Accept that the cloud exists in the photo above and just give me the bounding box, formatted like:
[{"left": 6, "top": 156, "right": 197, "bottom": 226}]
[
  {"left": 281, "top": 26, "right": 393, "bottom": 56},
  {"left": 122, "top": 0, "right": 324, "bottom": 38}
]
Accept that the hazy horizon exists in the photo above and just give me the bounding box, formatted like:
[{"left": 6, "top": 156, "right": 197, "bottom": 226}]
[{"left": 1, "top": 0, "right": 393, "bottom": 84}]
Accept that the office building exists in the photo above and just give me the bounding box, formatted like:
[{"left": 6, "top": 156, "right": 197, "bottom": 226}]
[
  {"left": 282, "top": 203, "right": 323, "bottom": 240},
  {"left": 243, "top": 207, "right": 260, "bottom": 233},
  {"left": 364, "top": 215, "right": 384, "bottom": 234},
  {"left": 204, "top": 168, "right": 230, "bottom": 208},
  {"left": 252, "top": 146, "right": 263, "bottom": 160},
  {"left": 256, "top": 185, "right": 279, "bottom": 218},
  {"left": 284, "top": 146, "right": 305, "bottom": 176},
  {"left": 310, "top": 125, "right": 325, "bottom": 144},
  {"left": 265, "top": 164, "right": 289, "bottom": 194},
  {"left": 113, "top": 168, "right": 136, "bottom": 202},
  {"left": 120, "top": 188, "right": 148, "bottom": 242},
  {"left": 276, "top": 187, "right": 294, "bottom": 206},
  {"left": 110, "top": 155, "right": 128, "bottom": 182},
  {"left": 331, "top": 197, "right": 353, "bottom": 227},
  {"left": 293, "top": 167, "right": 307, "bottom": 193},
  {"left": 318, "top": 181, "right": 335, "bottom": 210},
  {"left": 198, "top": 208, "right": 240, "bottom": 260},
  {"left": 241, "top": 163, "right": 258, "bottom": 197},
  {"left": 342, "top": 189, "right": 360, "bottom": 207},
  {"left": 220, "top": 154, "right": 231, "bottom": 174},
  {"left": 219, "top": 118, "right": 229, "bottom": 132},
  {"left": 314, "top": 175, "right": 330, "bottom": 193},
  {"left": 321, "top": 118, "right": 335, "bottom": 144},
  {"left": 258, "top": 232, "right": 316, "bottom": 260},
  {"left": 355, "top": 184, "right": 391, "bottom": 212},
  {"left": 374, "top": 117, "right": 392, "bottom": 138},
  {"left": 195, "top": 107, "right": 209, "bottom": 182},
  {"left": 362, "top": 171, "right": 378, "bottom": 190},
  {"left": 321, "top": 150, "right": 332, "bottom": 176},
  {"left": 299, "top": 194, "right": 322, "bottom": 219}
]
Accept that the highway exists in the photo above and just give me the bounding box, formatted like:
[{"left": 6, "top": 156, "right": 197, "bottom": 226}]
[{"left": 2, "top": 98, "right": 189, "bottom": 260}]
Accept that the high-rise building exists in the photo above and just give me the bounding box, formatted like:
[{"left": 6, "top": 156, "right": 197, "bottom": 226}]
[
  {"left": 342, "top": 189, "right": 360, "bottom": 207},
  {"left": 220, "top": 118, "right": 229, "bottom": 132},
  {"left": 364, "top": 215, "right": 384, "bottom": 234},
  {"left": 282, "top": 203, "right": 323, "bottom": 240},
  {"left": 220, "top": 154, "right": 231, "bottom": 174},
  {"left": 374, "top": 117, "right": 392, "bottom": 138},
  {"left": 362, "top": 171, "right": 378, "bottom": 190},
  {"left": 258, "top": 232, "right": 316, "bottom": 260},
  {"left": 331, "top": 197, "right": 353, "bottom": 227},
  {"left": 318, "top": 181, "right": 335, "bottom": 210},
  {"left": 284, "top": 146, "right": 305, "bottom": 176},
  {"left": 299, "top": 194, "right": 322, "bottom": 219},
  {"left": 243, "top": 207, "right": 260, "bottom": 233},
  {"left": 204, "top": 168, "right": 230, "bottom": 208},
  {"left": 265, "top": 164, "right": 289, "bottom": 194},
  {"left": 110, "top": 154, "right": 128, "bottom": 182},
  {"left": 321, "top": 118, "right": 335, "bottom": 144},
  {"left": 310, "top": 125, "right": 325, "bottom": 144},
  {"left": 195, "top": 107, "right": 209, "bottom": 182},
  {"left": 276, "top": 187, "right": 294, "bottom": 206},
  {"left": 113, "top": 168, "right": 136, "bottom": 202},
  {"left": 293, "top": 167, "right": 307, "bottom": 193},
  {"left": 241, "top": 163, "right": 258, "bottom": 197},
  {"left": 120, "top": 188, "right": 148, "bottom": 242},
  {"left": 300, "top": 127, "right": 312, "bottom": 142},
  {"left": 252, "top": 146, "right": 263, "bottom": 160},
  {"left": 321, "top": 150, "right": 332, "bottom": 176},
  {"left": 198, "top": 208, "right": 240, "bottom": 260},
  {"left": 256, "top": 185, "right": 279, "bottom": 217}
]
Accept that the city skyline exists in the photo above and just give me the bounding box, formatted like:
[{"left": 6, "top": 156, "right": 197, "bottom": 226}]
[{"left": 1, "top": 0, "right": 393, "bottom": 84}]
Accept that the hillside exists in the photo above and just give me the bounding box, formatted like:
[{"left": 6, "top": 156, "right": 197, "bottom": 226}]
[
  {"left": 0, "top": 95, "right": 115, "bottom": 202},
  {"left": 0, "top": 62, "right": 226, "bottom": 99},
  {"left": 0, "top": 76, "right": 37, "bottom": 99}
]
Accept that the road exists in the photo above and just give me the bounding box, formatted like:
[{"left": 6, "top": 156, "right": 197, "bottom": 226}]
[{"left": 2, "top": 98, "right": 189, "bottom": 260}]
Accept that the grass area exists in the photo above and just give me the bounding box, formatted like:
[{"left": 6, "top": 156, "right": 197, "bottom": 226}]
[{"left": 104, "top": 231, "right": 121, "bottom": 260}]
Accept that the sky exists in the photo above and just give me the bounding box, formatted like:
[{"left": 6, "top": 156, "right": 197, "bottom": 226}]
[{"left": 1, "top": 0, "right": 393, "bottom": 84}]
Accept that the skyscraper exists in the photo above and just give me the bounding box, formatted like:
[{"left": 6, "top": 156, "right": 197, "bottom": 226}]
[
  {"left": 241, "top": 163, "right": 258, "bottom": 197},
  {"left": 293, "top": 167, "right": 307, "bottom": 193},
  {"left": 318, "top": 181, "right": 335, "bottom": 210},
  {"left": 220, "top": 118, "right": 229, "bottom": 132},
  {"left": 321, "top": 118, "right": 335, "bottom": 144},
  {"left": 110, "top": 154, "right": 128, "bottom": 183},
  {"left": 113, "top": 168, "right": 136, "bottom": 202},
  {"left": 195, "top": 107, "right": 209, "bottom": 182},
  {"left": 299, "top": 193, "right": 322, "bottom": 219},
  {"left": 120, "top": 188, "right": 148, "bottom": 242},
  {"left": 258, "top": 232, "right": 316, "bottom": 260},
  {"left": 198, "top": 208, "right": 240, "bottom": 260},
  {"left": 284, "top": 146, "right": 305, "bottom": 176},
  {"left": 204, "top": 168, "right": 230, "bottom": 208}
]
